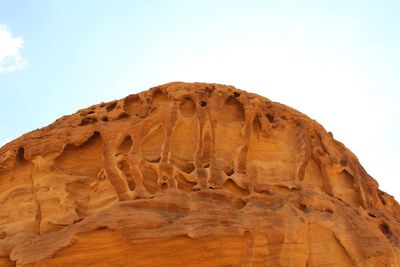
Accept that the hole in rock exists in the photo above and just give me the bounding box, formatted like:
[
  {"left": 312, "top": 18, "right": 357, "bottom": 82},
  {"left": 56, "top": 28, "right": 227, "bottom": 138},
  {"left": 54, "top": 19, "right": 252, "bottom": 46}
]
[
  {"left": 324, "top": 208, "right": 333, "bottom": 214},
  {"left": 124, "top": 94, "right": 141, "bottom": 114},
  {"left": 16, "top": 147, "right": 28, "bottom": 164},
  {"left": 179, "top": 97, "right": 196, "bottom": 117},
  {"left": 171, "top": 160, "right": 195, "bottom": 174},
  {"left": 225, "top": 169, "right": 235, "bottom": 176},
  {"left": 142, "top": 124, "right": 165, "bottom": 162},
  {"left": 161, "top": 182, "right": 168, "bottom": 190},
  {"left": 266, "top": 113, "right": 274, "bottom": 123},
  {"left": 379, "top": 222, "right": 392, "bottom": 238},
  {"left": 80, "top": 110, "right": 95, "bottom": 116},
  {"left": 204, "top": 86, "right": 214, "bottom": 94},
  {"left": 81, "top": 132, "right": 101, "bottom": 147},
  {"left": 101, "top": 116, "right": 109, "bottom": 122},
  {"left": 234, "top": 92, "right": 240, "bottom": 98},
  {"left": 368, "top": 213, "right": 376, "bottom": 218},
  {"left": 116, "top": 112, "right": 129, "bottom": 120},
  {"left": 140, "top": 166, "right": 159, "bottom": 194},
  {"left": 106, "top": 101, "right": 117, "bottom": 112},
  {"left": 118, "top": 135, "right": 132, "bottom": 154},
  {"left": 80, "top": 117, "right": 98, "bottom": 126},
  {"left": 146, "top": 156, "right": 161, "bottom": 164},
  {"left": 127, "top": 179, "right": 135, "bottom": 191},
  {"left": 221, "top": 96, "right": 245, "bottom": 122},
  {"left": 333, "top": 169, "right": 362, "bottom": 207},
  {"left": 200, "top": 100, "right": 207, "bottom": 107},
  {"left": 55, "top": 132, "right": 102, "bottom": 177},
  {"left": 117, "top": 160, "right": 135, "bottom": 190},
  {"left": 299, "top": 203, "right": 307, "bottom": 211},
  {"left": 152, "top": 89, "right": 168, "bottom": 105}
]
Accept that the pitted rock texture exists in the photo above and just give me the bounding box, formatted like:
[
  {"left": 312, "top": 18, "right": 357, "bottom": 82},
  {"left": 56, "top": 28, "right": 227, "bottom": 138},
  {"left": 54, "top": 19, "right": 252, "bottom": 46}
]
[{"left": 0, "top": 82, "right": 399, "bottom": 266}]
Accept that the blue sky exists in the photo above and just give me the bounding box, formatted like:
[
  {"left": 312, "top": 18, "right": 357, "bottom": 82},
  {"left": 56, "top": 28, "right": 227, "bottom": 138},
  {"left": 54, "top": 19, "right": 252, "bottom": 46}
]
[{"left": 0, "top": 1, "right": 399, "bottom": 199}]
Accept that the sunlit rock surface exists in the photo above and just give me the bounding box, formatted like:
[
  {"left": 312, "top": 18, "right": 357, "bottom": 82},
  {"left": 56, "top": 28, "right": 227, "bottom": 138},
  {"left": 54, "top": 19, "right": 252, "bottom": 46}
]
[{"left": 0, "top": 82, "right": 399, "bottom": 266}]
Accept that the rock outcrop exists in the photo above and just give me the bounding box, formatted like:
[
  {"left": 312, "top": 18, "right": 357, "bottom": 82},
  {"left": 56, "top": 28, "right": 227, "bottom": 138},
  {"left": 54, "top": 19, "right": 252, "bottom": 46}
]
[{"left": 0, "top": 82, "right": 399, "bottom": 266}]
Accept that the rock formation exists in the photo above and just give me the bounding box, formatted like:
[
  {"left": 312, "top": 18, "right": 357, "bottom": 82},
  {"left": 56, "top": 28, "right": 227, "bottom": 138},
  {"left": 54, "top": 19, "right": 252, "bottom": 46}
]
[{"left": 0, "top": 82, "right": 399, "bottom": 266}]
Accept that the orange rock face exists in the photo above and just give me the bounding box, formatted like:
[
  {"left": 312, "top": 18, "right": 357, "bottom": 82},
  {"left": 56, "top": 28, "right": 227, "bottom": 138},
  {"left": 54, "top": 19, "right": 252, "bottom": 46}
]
[{"left": 0, "top": 82, "right": 399, "bottom": 266}]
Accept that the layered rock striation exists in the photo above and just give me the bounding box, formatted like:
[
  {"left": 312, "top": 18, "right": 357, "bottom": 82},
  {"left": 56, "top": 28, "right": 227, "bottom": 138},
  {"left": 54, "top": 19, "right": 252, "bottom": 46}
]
[{"left": 0, "top": 82, "right": 399, "bottom": 266}]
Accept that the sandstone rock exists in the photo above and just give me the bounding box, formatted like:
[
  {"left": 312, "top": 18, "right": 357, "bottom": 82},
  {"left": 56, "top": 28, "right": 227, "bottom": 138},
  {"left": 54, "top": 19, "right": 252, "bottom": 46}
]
[{"left": 0, "top": 82, "right": 399, "bottom": 266}]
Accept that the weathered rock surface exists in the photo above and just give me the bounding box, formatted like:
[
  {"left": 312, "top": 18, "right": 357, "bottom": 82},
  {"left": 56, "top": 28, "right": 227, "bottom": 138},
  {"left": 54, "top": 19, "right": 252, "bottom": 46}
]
[{"left": 0, "top": 82, "right": 399, "bottom": 266}]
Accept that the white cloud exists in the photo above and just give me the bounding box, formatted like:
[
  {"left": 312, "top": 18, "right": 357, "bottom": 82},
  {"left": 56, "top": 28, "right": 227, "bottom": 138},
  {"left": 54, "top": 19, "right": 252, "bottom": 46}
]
[{"left": 0, "top": 24, "right": 27, "bottom": 73}]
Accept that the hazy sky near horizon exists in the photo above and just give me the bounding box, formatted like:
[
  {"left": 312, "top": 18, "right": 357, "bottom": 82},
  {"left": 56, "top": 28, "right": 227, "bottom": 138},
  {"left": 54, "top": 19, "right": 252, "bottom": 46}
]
[{"left": 0, "top": 1, "right": 399, "bottom": 199}]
